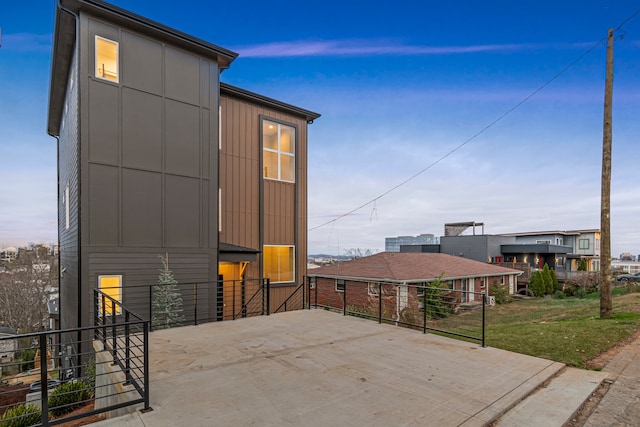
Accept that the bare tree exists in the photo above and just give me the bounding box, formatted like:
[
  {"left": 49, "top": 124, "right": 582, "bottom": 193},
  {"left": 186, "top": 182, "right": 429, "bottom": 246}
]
[
  {"left": 343, "top": 248, "right": 377, "bottom": 259},
  {"left": 0, "top": 245, "right": 58, "bottom": 333}
]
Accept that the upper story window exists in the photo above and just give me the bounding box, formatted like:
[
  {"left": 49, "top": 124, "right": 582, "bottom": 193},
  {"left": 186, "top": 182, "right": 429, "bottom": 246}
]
[
  {"left": 263, "top": 119, "right": 295, "bottom": 182},
  {"left": 579, "top": 239, "right": 590, "bottom": 250},
  {"left": 95, "top": 36, "right": 119, "bottom": 82}
]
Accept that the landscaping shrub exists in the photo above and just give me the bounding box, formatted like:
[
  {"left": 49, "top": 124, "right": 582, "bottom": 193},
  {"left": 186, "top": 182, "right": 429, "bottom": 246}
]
[
  {"left": 542, "top": 264, "right": 554, "bottom": 294},
  {"left": 528, "top": 271, "right": 545, "bottom": 297},
  {"left": 563, "top": 272, "right": 599, "bottom": 297},
  {"left": 0, "top": 403, "right": 42, "bottom": 427},
  {"left": 17, "top": 350, "right": 36, "bottom": 373},
  {"left": 553, "top": 290, "right": 566, "bottom": 299},
  {"left": 48, "top": 380, "right": 91, "bottom": 417},
  {"left": 489, "top": 282, "right": 511, "bottom": 304}
]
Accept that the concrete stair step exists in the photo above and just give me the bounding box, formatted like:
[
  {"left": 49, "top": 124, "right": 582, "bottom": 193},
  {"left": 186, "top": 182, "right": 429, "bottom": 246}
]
[{"left": 495, "top": 367, "right": 608, "bottom": 426}]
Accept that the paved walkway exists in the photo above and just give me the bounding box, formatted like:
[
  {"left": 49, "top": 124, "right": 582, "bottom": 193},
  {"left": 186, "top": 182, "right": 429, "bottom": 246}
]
[
  {"left": 94, "top": 310, "right": 571, "bottom": 427},
  {"left": 584, "top": 331, "right": 640, "bottom": 426}
]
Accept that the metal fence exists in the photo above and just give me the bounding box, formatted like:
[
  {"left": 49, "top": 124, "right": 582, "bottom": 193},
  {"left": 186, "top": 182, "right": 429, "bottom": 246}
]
[
  {"left": 101, "top": 278, "right": 271, "bottom": 331},
  {"left": 308, "top": 280, "right": 486, "bottom": 346},
  {"left": 0, "top": 291, "right": 149, "bottom": 426}
]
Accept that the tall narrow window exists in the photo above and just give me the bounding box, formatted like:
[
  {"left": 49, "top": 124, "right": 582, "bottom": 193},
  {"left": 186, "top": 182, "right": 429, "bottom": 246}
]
[
  {"left": 263, "top": 119, "right": 295, "bottom": 182},
  {"left": 263, "top": 245, "right": 294, "bottom": 283},
  {"left": 64, "top": 184, "right": 70, "bottom": 230},
  {"left": 95, "top": 36, "right": 119, "bottom": 82}
]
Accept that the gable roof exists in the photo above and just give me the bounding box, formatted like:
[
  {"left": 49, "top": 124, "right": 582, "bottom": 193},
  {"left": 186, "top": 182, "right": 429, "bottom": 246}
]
[{"left": 308, "top": 252, "right": 522, "bottom": 283}]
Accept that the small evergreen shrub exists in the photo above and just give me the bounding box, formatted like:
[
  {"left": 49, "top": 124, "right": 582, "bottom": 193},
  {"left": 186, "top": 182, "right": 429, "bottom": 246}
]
[
  {"left": 0, "top": 404, "right": 42, "bottom": 427},
  {"left": 48, "top": 380, "right": 91, "bottom": 417},
  {"left": 528, "top": 271, "right": 545, "bottom": 297},
  {"left": 489, "top": 283, "right": 511, "bottom": 304},
  {"left": 542, "top": 264, "right": 554, "bottom": 294},
  {"left": 553, "top": 290, "right": 566, "bottom": 299}
]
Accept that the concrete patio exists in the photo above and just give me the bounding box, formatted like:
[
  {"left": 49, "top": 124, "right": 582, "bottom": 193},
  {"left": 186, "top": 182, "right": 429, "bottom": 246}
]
[{"left": 95, "top": 309, "right": 605, "bottom": 426}]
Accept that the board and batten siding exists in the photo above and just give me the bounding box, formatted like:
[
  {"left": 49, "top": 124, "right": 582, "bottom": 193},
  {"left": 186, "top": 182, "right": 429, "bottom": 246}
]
[
  {"left": 219, "top": 94, "right": 309, "bottom": 291},
  {"left": 77, "top": 13, "right": 221, "bottom": 328}
]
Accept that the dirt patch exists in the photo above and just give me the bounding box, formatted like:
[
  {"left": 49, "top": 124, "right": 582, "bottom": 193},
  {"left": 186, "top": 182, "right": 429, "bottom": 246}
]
[
  {"left": 583, "top": 327, "right": 640, "bottom": 370},
  {"left": 0, "top": 383, "right": 29, "bottom": 416}
]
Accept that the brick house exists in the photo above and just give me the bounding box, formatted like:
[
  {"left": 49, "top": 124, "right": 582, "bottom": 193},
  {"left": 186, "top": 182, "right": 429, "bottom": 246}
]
[{"left": 307, "top": 252, "right": 522, "bottom": 317}]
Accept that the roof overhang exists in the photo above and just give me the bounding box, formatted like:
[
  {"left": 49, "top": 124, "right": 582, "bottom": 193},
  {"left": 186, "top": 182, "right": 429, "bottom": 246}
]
[
  {"left": 219, "top": 243, "right": 260, "bottom": 263},
  {"left": 48, "top": 0, "right": 239, "bottom": 136}
]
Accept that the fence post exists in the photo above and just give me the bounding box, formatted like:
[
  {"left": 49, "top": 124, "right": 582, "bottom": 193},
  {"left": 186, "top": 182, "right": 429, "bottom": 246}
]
[
  {"left": 125, "top": 311, "right": 131, "bottom": 384},
  {"left": 378, "top": 283, "right": 383, "bottom": 324},
  {"left": 423, "top": 289, "right": 427, "bottom": 334},
  {"left": 482, "top": 293, "right": 486, "bottom": 348},
  {"left": 101, "top": 294, "right": 107, "bottom": 347},
  {"left": 111, "top": 299, "right": 118, "bottom": 365},
  {"left": 343, "top": 282, "right": 347, "bottom": 316},
  {"left": 193, "top": 283, "right": 198, "bottom": 325},
  {"left": 143, "top": 321, "right": 151, "bottom": 412},
  {"left": 266, "top": 279, "right": 271, "bottom": 316},
  {"left": 39, "top": 333, "right": 49, "bottom": 423},
  {"left": 148, "top": 285, "right": 153, "bottom": 332}
]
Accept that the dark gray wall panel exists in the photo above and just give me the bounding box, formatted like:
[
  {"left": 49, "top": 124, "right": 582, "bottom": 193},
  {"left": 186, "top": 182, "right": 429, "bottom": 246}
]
[
  {"left": 122, "top": 168, "right": 162, "bottom": 247},
  {"left": 121, "top": 31, "right": 162, "bottom": 94},
  {"left": 164, "top": 46, "right": 200, "bottom": 105},
  {"left": 122, "top": 88, "right": 162, "bottom": 170},
  {"left": 165, "top": 99, "right": 200, "bottom": 176},
  {"left": 165, "top": 175, "right": 200, "bottom": 247},
  {"left": 88, "top": 80, "right": 119, "bottom": 164},
  {"left": 201, "top": 109, "right": 210, "bottom": 177},
  {"left": 89, "top": 164, "right": 119, "bottom": 245}
]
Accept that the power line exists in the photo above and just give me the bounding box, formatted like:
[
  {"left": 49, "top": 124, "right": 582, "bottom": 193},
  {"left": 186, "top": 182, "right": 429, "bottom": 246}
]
[{"left": 309, "top": 9, "right": 640, "bottom": 233}]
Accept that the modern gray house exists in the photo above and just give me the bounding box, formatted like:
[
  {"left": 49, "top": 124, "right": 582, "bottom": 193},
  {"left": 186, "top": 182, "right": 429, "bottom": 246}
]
[{"left": 47, "top": 0, "right": 319, "bottom": 340}]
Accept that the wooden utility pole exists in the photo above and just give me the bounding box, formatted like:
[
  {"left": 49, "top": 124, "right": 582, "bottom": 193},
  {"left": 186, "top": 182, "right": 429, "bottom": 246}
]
[{"left": 600, "top": 28, "right": 614, "bottom": 319}]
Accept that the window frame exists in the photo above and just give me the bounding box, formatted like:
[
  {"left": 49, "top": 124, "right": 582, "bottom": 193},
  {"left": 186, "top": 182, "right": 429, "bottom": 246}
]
[
  {"left": 95, "top": 35, "right": 119, "bottom": 83},
  {"left": 263, "top": 245, "right": 295, "bottom": 284},
  {"left": 335, "top": 279, "right": 345, "bottom": 292},
  {"left": 98, "top": 274, "right": 122, "bottom": 314},
  {"left": 579, "top": 239, "right": 590, "bottom": 250},
  {"left": 261, "top": 117, "right": 297, "bottom": 183},
  {"left": 367, "top": 282, "right": 380, "bottom": 296}
]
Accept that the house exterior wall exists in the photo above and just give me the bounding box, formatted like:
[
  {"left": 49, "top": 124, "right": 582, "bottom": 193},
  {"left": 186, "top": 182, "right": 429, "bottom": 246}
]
[
  {"left": 440, "top": 235, "right": 492, "bottom": 263},
  {"left": 58, "top": 48, "right": 81, "bottom": 331},
  {"left": 59, "top": 11, "right": 222, "bottom": 329},
  {"left": 219, "top": 94, "right": 309, "bottom": 305}
]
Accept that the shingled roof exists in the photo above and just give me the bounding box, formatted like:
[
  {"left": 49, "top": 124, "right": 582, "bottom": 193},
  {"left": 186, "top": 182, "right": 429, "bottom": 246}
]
[{"left": 308, "top": 252, "right": 522, "bottom": 283}]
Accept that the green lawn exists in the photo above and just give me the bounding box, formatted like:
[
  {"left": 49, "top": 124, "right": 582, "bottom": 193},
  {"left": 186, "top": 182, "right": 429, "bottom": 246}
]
[{"left": 484, "top": 289, "right": 640, "bottom": 368}]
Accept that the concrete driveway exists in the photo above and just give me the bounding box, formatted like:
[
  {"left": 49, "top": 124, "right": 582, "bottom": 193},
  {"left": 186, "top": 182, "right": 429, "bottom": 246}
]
[{"left": 95, "top": 309, "right": 579, "bottom": 426}]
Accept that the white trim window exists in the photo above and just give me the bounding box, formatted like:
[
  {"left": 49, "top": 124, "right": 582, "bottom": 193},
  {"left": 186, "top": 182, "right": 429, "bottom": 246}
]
[
  {"left": 262, "top": 119, "right": 295, "bottom": 182},
  {"left": 95, "top": 35, "right": 119, "bottom": 82},
  {"left": 335, "top": 279, "right": 345, "bottom": 292},
  {"left": 263, "top": 245, "right": 295, "bottom": 283},
  {"left": 367, "top": 282, "right": 380, "bottom": 296}
]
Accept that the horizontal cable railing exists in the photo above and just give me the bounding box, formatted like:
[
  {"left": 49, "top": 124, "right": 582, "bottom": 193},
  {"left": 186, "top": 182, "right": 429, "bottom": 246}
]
[
  {"left": 0, "top": 294, "right": 150, "bottom": 427},
  {"left": 309, "top": 279, "right": 485, "bottom": 346},
  {"left": 273, "top": 282, "right": 306, "bottom": 314},
  {"left": 99, "top": 278, "right": 270, "bottom": 331}
]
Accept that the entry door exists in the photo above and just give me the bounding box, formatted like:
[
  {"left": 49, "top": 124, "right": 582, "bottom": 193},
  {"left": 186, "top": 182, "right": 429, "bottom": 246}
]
[{"left": 461, "top": 279, "right": 468, "bottom": 303}]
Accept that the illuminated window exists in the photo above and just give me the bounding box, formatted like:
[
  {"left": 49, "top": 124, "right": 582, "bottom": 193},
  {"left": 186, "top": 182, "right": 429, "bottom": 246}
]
[
  {"left": 263, "top": 245, "right": 294, "bottom": 283},
  {"left": 95, "top": 36, "right": 119, "bottom": 82},
  {"left": 263, "top": 119, "right": 295, "bottom": 182},
  {"left": 98, "top": 275, "right": 122, "bottom": 314}
]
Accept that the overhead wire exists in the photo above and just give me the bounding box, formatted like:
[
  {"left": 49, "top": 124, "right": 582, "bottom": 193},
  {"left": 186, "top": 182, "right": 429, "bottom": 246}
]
[{"left": 308, "top": 7, "right": 640, "bottom": 233}]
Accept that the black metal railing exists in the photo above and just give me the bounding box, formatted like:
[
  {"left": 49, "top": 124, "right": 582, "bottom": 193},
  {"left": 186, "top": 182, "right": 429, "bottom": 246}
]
[
  {"left": 274, "top": 282, "right": 306, "bottom": 314},
  {"left": 308, "top": 279, "right": 486, "bottom": 346},
  {"left": 0, "top": 292, "right": 150, "bottom": 426},
  {"left": 99, "top": 278, "right": 271, "bottom": 331}
]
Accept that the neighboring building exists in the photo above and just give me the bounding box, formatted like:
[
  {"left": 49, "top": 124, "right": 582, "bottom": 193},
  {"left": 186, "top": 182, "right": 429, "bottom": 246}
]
[
  {"left": 47, "top": 0, "right": 319, "bottom": 338},
  {"left": 619, "top": 252, "right": 636, "bottom": 261},
  {"left": 399, "top": 225, "right": 600, "bottom": 272},
  {"left": 501, "top": 229, "right": 601, "bottom": 271},
  {"left": 0, "top": 326, "right": 17, "bottom": 364},
  {"left": 612, "top": 260, "right": 640, "bottom": 274},
  {"left": 385, "top": 234, "right": 439, "bottom": 252},
  {"left": 0, "top": 247, "right": 18, "bottom": 263},
  {"left": 307, "top": 252, "right": 522, "bottom": 314}
]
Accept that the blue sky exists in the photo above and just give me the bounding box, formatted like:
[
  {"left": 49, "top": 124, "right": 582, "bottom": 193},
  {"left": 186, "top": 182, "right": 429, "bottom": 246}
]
[{"left": 0, "top": 0, "right": 639, "bottom": 256}]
